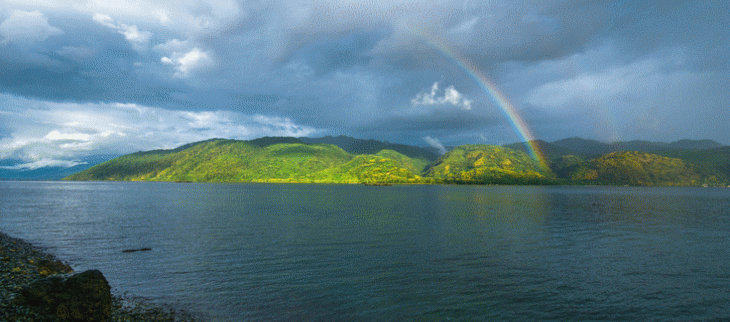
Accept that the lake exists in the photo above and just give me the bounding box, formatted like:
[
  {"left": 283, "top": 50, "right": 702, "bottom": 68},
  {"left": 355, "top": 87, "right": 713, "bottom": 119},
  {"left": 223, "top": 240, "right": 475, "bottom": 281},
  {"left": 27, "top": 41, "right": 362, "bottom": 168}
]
[{"left": 1, "top": 181, "right": 729, "bottom": 321}]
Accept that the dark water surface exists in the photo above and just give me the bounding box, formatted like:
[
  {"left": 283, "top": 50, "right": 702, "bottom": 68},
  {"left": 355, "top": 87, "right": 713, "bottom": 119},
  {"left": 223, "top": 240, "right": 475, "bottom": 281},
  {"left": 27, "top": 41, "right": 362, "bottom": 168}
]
[{"left": 1, "top": 181, "right": 729, "bottom": 321}]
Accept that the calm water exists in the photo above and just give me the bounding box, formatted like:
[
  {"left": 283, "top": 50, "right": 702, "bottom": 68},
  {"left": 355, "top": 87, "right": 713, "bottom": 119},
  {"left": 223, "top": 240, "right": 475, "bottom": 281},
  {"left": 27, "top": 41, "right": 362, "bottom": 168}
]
[{"left": 1, "top": 181, "right": 729, "bottom": 321}]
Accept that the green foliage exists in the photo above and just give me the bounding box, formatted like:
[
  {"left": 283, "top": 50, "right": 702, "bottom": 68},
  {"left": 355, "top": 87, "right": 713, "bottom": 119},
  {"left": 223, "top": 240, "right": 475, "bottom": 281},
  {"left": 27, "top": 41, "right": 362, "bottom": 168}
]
[
  {"left": 311, "top": 155, "right": 423, "bottom": 184},
  {"left": 65, "top": 138, "right": 727, "bottom": 186},
  {"left": 569, "top": 151, "right": 709, "bottom": 186},
  {"left": 424, "top": 145, "right": 554, "bottom": 184},
  {"left": 65, "top": 140, "right": 422, "bottom": 184},
  {"left": 249, "top": 143, "right": 353, "bottom": 182},
  {"left": 550, "top": 155, "right": 585, "bottom": 179},
  {"left": 375, "top": 149, "right": 430, "bottom": 174},
  {"left": 653, "top": 147, "right": 730, "bottom": 180}
]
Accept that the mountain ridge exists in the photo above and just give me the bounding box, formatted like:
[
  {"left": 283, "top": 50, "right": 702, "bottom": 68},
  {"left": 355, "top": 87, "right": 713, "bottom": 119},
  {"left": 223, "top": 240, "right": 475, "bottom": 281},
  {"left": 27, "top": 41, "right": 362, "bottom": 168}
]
[
  {"left": 544, "top": 137, "right": 724, "bottom": 157},
  {"left": 3, "top": 135, "right": 727, "bottom": 185},
  {"left": 62, "top": 136, "right": 729, "bottom": 186}
]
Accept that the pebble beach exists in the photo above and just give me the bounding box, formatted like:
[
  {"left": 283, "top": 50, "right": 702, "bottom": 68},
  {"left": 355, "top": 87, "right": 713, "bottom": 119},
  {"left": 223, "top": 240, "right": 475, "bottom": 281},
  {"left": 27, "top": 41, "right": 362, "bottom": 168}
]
[{"left": 0, "top": 232, "right": 202, "bottom": 322}]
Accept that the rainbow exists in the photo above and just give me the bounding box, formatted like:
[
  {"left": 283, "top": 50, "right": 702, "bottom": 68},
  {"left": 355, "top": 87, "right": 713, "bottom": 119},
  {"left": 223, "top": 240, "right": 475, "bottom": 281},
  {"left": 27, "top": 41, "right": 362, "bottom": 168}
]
[{"left": 419, "top": 36, "right": 550, "bottom": 171}]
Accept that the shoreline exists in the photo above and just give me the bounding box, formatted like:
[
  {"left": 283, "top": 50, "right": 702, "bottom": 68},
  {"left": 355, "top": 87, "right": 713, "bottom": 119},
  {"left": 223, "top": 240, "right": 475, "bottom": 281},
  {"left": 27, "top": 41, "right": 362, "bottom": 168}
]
[{"left": 0, "top": 231, "right": 202, "bottom": 321}]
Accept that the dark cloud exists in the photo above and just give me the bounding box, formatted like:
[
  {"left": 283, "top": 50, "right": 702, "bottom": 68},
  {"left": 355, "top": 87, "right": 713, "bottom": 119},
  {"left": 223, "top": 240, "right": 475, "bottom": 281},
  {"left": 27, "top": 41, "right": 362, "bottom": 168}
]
[
  {"left": 1, "top": 1, "right": 729, "bottom": 168},
  {"left": 287, "top": 31, "right": 386, "bottom": 75}
]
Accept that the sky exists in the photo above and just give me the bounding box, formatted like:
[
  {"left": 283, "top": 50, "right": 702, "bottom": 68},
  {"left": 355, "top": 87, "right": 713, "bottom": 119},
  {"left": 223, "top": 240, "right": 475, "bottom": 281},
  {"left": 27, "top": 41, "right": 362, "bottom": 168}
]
[{"left": 0, "top": 0, "right": 728, "bottom": 170}]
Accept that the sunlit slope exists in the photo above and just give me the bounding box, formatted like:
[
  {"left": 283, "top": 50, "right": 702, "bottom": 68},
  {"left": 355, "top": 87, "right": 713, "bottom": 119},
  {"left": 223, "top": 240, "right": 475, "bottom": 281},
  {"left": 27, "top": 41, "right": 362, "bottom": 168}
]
[
  {"left": 65, "top": 139, "right": 425, "bottom": 183},
  {"left": 66, "top": 139, "right": 256, "bottom": 181},
  {"left": 312, "top": 155, "right": 423, "bottom": 184},
  {"left": 423, "top": 144, "right": 554, "bottom": 184},
  {"left": 375, "top": 149, "right": 430, "bottom": 174},
  {"left": 568, "top": 151, "right": 724, "bottom": 186}
]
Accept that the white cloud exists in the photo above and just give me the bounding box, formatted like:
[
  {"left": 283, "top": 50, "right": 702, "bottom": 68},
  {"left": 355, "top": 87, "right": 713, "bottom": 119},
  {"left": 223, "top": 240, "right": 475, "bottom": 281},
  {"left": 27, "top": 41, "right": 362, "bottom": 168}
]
[
  {"left": 92, "top": 13, "right": 116, "bottom": 28},
  {"left": 119, "top": 24, "right": 152, "bottom": 44},
  {"left": 525, "top": 57, "right": 669, "bottom": 108},
  {"left": 411, "top": 82, "right": 473, "bottom": 110},
  {"left": 0, "top": 94, "right": 320, "bottom": 168},
  {"left": 0, "top": 10, "right": 63, "bottom": 45},
  {"left": 161, "top": 47, "right": 213, "bottom": 77},
  {"left": 1, "top": 159, "right": 87, "bottom": 171},
  {"left": 92, "top": 13, "right": 152, "bottom": 50},
  {"left": 424, "top": 136, "right": 447, "bottom": 155},
  {"left": 45, "top": 130, "right": 93, "bottom": 142},
  {"left": 154, "top": 39, "right": 190, "bottom": 52},
  {"left": 5, "top": 0, "right": 241, "bottom": 33}
]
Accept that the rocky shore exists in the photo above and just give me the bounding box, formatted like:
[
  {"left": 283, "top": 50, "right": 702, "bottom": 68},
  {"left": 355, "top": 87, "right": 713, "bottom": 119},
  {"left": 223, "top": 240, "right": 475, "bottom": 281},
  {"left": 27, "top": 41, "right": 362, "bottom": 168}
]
[{"left": 1, "top": 232, "right": 201, "bottom": 321}]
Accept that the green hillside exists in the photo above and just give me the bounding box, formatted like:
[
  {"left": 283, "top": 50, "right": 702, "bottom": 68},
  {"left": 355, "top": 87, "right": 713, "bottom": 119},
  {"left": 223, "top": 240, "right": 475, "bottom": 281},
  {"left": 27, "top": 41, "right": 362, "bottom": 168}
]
[
  {"left": 313, "top": 155, "right": 423, "bottom": 184},
  {"left": 67, "top": 139, "right": 256, "bottom": 181},
  {"left": 653, "top": 147, "right": 730, "bottom": 174},
  {"left": 65, "top": 139, "right": 424, "bottom": 184},
  {"left": 550, "top": 155, "right": 586, "bottom": 179},
  {"left": 65, "top": 137, "right": 728, "bottom": 186},
  {"left": 375, "top": 149, "right": 430, "bottom": 174},
  {"left": 423, "top": 145, "right": 554, "bottom": 184},
  {"left": 568, "top": 151, "right": 723, "bottom": 186}
]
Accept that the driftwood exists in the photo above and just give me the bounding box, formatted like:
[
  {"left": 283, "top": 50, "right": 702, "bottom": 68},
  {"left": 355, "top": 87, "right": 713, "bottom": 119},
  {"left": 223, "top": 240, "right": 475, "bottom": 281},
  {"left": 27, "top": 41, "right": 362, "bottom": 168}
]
[{"left": 122, "top": 247, "right": 152, "bottom": 253}]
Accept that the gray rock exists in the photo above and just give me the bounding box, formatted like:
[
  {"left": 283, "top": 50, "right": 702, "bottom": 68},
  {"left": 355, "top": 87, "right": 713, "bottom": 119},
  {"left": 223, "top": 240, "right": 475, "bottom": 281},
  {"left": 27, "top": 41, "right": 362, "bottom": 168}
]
[{"left": 17, "top": 269, "right": 112, "bottom": 321}]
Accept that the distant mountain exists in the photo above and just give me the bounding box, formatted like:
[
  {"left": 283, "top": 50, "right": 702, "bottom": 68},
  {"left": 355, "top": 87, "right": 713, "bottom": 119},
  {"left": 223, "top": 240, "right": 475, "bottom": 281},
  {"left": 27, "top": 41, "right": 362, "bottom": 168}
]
[
  {"left": 550, "top": 137, "right": 724, "bottom": 157},
  {"left": 667, "top": 139, "right": 723, "bottom": 150},
  {"left": 550, "top": 138, "right": 612, "bottom": 156},
  {"left": 613, "top": 140, "right": 668, "bottom": 152},
  {"left": 612, "top": 139, "right": 722, "bottom": 152},
  {"left": 247, "top": 136, "right": 304, "bottom": 147},
  {"left": 503, "top": 140, "right": 575, "bottom": 159},
  {"left": 300, "top": 135, "right": 440, "bottom": 162}
]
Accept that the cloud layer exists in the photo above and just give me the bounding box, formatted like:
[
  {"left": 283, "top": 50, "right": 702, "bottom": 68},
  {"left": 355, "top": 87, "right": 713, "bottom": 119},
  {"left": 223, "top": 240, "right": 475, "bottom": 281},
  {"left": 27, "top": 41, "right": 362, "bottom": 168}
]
[
  {"left": 0, "top": 1, "right": 729, "bottom": 168},
  {"left": 0, "top": 94, "right": 319, "bottom": 168},
  {"left": 0, "top": 10, "right": 63, "bottom": 45}
]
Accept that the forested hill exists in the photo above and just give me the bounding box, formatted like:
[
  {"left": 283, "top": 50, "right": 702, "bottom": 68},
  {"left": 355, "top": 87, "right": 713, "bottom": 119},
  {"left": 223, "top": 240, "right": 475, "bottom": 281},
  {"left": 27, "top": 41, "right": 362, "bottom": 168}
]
[
  {"left": 568, "top": 151, "right": 714, "bottom": 186},
  {"left": 64, "top": 138, "right": 548, "bottom": 184},
  {"left": 424, "top": 145, "right": 553, "bottom": 184},
  {"left": 64, "top": 139, "right": 425, "bottom": 184},
  {"left": 64, "top": 137, "right": 729, "bottom": 186},
  {"left": 506, "top": 138, "right": 729, "bottom": 186}
]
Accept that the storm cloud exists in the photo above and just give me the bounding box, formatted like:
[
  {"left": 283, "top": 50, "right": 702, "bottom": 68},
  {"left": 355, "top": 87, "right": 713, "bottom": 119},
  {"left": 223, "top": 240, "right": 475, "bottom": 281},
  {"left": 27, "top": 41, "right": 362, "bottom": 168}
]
[{"left": 1, "top": 0, "right": 728, "bottom": 168}]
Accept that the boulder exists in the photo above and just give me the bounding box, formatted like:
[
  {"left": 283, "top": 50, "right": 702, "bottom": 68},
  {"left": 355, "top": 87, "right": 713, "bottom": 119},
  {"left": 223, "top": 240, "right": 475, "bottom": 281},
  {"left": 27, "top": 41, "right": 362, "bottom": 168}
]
[{"left": 18, "top": 269, "right": 112, "bottom": 321}]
